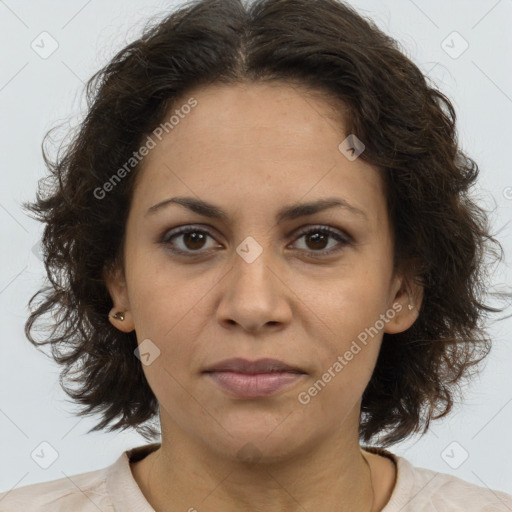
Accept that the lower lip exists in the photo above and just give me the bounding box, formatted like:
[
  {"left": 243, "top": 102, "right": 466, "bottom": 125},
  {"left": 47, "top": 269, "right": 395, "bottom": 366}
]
[{"left": 205, "top": 371, "right": 305, "bottom": 398}]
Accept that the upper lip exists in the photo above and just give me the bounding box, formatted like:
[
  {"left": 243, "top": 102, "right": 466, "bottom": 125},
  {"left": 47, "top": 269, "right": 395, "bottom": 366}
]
[{"left": 203, "top": 358, "right": 306, "bottom": 374}]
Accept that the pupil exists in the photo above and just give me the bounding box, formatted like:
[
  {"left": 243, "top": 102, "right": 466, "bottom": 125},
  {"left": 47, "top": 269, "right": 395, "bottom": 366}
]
[
  {"left": 185, "top": 232, "right": 205, "bottom": 250},
  {"left": 307, "top": 232, "right": 327, "bottom": 250}
]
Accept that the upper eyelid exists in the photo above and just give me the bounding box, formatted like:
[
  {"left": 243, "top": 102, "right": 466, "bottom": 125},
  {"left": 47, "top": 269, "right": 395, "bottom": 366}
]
[
  {"left": 163, "top": 223, "right": 350, "bottom": 245},
  {"left": 164, "top": 222, "right": 347, "bottom": 235}
]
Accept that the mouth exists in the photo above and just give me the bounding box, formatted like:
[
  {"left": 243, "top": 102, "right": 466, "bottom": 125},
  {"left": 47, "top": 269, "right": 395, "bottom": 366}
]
[
  {"left": 203, "top": 358, "right": 307, "bottom": 399},
  {"left": 203, "top": 357, "right": 306, "bottom": 374}
]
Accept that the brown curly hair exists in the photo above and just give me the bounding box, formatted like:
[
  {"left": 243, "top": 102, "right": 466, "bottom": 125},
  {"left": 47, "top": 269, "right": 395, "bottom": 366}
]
[{"left": 23, "top": 0, "right": 510, "bottom": 447}]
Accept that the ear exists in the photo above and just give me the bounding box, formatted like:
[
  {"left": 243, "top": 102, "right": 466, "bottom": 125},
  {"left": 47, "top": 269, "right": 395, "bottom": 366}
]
[
  {"left": 384, "top": 271, "right": 424, "bottom": 335},
  {"left": 103, "top": 263, "right": 135, "bottom": 333}
]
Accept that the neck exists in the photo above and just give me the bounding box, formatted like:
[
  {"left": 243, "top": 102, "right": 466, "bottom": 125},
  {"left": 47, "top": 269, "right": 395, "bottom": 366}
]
[{"left": 131, "top": 418, "right": 376, "bottom": 512}]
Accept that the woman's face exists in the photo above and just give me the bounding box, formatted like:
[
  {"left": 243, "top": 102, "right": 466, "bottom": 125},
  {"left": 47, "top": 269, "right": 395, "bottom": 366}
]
[{"left": 106, "top": 81, "right": 420, "bottom": 460}]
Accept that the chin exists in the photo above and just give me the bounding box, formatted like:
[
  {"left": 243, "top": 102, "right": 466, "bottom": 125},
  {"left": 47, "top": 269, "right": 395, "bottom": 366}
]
[{"left": 198, "top": 418, "right": 314, "bottom": 464}]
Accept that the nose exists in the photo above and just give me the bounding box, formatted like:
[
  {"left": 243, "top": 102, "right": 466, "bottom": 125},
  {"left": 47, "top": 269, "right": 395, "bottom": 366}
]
[{"left": 216, "top": 246, "right": 292, "bottom": 333}]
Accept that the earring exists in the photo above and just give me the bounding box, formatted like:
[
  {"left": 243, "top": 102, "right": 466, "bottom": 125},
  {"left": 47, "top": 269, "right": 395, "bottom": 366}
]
[
  {"left": 407, "top": 304, "right": 414, "bottom": 311},
  {"left": 111, "top": 311, "right": 125, "bottom": 321}
]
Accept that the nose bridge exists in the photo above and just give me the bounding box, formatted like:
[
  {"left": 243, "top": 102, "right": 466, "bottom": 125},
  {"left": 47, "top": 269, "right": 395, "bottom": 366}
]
[
  {"left": 231, "top": 234, "right": 276, "bottom": 295},
  {"left": 216, "top": 233, "right": 290, "bottom": 330}
]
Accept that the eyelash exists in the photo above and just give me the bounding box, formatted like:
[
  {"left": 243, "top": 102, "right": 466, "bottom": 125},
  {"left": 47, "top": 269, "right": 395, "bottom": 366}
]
[{"left": 160, "top": 224, "right": 352, "bottom": 259}]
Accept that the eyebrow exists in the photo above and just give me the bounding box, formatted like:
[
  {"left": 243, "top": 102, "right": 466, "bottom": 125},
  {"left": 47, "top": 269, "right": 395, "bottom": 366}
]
[{"left": 145, "top": 196, "right": 368, "bottom": 223}]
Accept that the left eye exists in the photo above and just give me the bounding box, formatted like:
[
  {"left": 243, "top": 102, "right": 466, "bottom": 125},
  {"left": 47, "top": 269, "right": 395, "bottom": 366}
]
[
  {"left": 161, "top": 225, "right": 350, "bottom": 257},
  {"left": 292, "top": 227, "right": 350, "bottom": 256}
]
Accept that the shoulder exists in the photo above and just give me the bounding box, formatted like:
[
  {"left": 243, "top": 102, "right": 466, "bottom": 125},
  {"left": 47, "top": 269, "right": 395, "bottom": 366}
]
[
  {"left": 0, "top": 444, "right": 158, "bottom": 512},
  {"left": 366, "top": 446, "right": 512, "bottom": 512},
  {"left": 403, "top": 462, "right": 512, "bottom": 511},
  {"left": 0, "top": 463, "right": 112, "bottom": 512}
]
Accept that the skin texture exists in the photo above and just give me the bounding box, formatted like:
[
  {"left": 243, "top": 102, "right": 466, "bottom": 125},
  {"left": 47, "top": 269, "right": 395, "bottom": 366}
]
[{"left": 105, "top": 81, "right": 423, "bottom": 512}]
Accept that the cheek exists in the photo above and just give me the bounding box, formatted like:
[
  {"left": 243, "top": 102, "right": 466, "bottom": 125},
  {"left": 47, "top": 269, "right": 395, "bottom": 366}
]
[
  {"left": 299, "top": 314, "right": 383, "bottom": 423},
  {"left": 297, "top": 270, "right": 390, "bottom": 394},
  {"left": 126, "top": 247, "right": 194, "bottom": 336},
  {"left": 128, "top": 273, "right": 200, "bottom": 421},
  {"left": 306, "top": 267, "right": 390, "bottom": 339}
]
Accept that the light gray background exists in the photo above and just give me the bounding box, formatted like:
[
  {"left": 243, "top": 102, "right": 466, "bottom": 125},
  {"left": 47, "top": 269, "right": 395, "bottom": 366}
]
[{"left": 1, "top": 0, "right": 511, "bottom": 497}]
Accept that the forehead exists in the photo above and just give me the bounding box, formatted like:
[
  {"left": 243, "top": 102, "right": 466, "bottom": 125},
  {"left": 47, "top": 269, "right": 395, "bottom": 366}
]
[
  {"left": 168, "top": 81, "right": 349, "bottom": 154},
  {"left": 131, "top": 81, "right": 386, "bottom": 229}
]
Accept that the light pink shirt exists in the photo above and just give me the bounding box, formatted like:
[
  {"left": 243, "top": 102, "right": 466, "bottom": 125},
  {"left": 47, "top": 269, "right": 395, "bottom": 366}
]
[{"left": 1, "top": 443, "right": 511, "bottom": 511}]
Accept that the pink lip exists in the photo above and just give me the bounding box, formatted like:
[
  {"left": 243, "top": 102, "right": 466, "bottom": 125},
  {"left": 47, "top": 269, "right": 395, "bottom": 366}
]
[
  {"left": 206, "top": 371, "right": 305, "bottom": 398},
  {"left": 203, "top": 357, "right": 305, "bottom": 374}
]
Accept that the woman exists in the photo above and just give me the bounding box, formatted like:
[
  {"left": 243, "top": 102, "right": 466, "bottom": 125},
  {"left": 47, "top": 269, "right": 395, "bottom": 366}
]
[{"left": 1, "top": 0, "right": 511, "bottom": 510}]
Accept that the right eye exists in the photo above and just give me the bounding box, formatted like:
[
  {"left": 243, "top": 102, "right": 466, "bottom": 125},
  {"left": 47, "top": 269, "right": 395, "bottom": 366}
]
[{"left": 161, "top": 226, "right": 221, "bottom": 255}]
